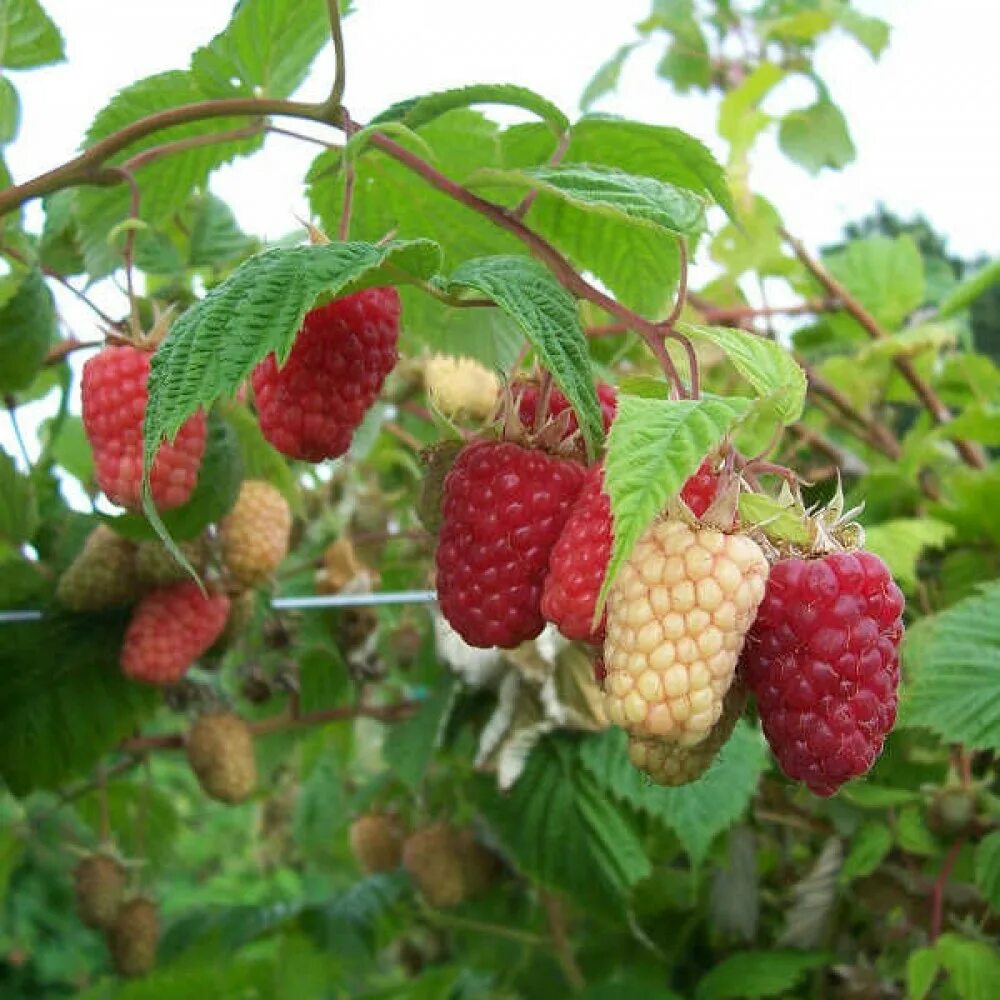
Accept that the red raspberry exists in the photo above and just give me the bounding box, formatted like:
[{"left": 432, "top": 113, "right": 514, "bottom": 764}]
[
  {"left": 516, "top": 379, "right": 617, "bottom": 437},
  {"left": 739, "top": 551, "right": 904, "bottom": 796},
  {"left": 541, "top": 462, "right": 612, "bottom": 644},
  {"left": 251, "top": 287, "right": 400, "bottom": 461},
  {"left": 435, "top": 439, "right": 586, "bottom": 648},
  {"left": 680, "top": 459, "right": 721, "bottom": 517},
  {"left": 121, "top": 582, "right": 231, "bottom": 685},
  {"left": 82, "top": 346, "right": 206, "bottom": 511}
]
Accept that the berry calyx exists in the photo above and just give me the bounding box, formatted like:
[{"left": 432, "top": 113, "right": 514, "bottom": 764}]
[
  {"left": 121, "top": 583, "right": 231, "bottom": 685},
  {"left": 435, "top": 439, "right": 586, "bottom": 648},
  {"left": 740, "top": 550, "right": 904, "bottom": 796},
  {"left": 251, "top": 287, "right": 401, "bottom": 461},
  {"left": 82, "top": 344, "right": 206, "bottom": 511},
  {"left": 603, "top": 521, "right": 768, "bottom": 746}
]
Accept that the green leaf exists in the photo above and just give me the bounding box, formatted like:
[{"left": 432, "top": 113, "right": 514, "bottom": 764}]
[
  {"left": 371, "top": 83, "right": 569, "bottom": 136},
  {"left": 694, "top": 950, "right": 830, "bottom": 1000},
  {"left": 74, "top": 71, "right": 263, "bottom": 276},
  {"left": 0, "top": 445, "right": 38, "bottom": 546},
  {"left": 939, "top": 258, "right": 1000, "bottom": 317},
  {"left": 187, "top": 193, "right": 258, "bottom": 268},
  {"left": 581, "top": 43, "right": 638, "bottom": 110},
  {"left": 442, "top": 255, "right": 603, "bottom": 459},
  {"left": 0, "top": 74, "right": 19, "bottom": 143},
  {"left": 76, "top": 781, "right": 179, "bottom": 868},
  {"left": 191, "top": 0, "right": 332, "bottom": 98},
  {"left": 759, "top": 9, "right": 835, "bottom": 42},
  {"left": 718, "top": 63, "right": 785, "bottom": 154},
  {"left": 653, "top": 6, "right": 712, "bottom": 93},
  {"left": 580, "top": 721, "right": 767, "bottom": 868},
  {"left": 824, "top": 236, "right": 925, "bottom": 331},
  {"left": 935, "top": 933, "right": 1000, "bottom": 1000},
  {"left": 778, "top": 100, "right": 855, "bottom": 174},
  {"left": 974, "top": 830, "right": 1000, "bottom": 911},
  {"left": 143, "top": 239, "right": 440, "bottom": 465},
  {"left": 39, "top": 189, "right": 84, "bottom": 274},
  {"left": 0, "top": 267, "right": 55, "bottom": 393},
  {"left": 220, "top": 401, "right": 299, "bottom": 512},
  {"left": 907, "top": 947, "right": 939, "bottom": 1000},
  {"left": 112, "top": 411, "right": 243, "bottom": 542},
  {"left": 901, "top": 580, "right": 1000, "bottom": 749},
  {"left": 383, "top": 675, "right": 456, "bottom": 791},
  {"left": 473, "top": 164, "right": 705, "bottom": 235},
  {"left": 600, "top": 393, "right": 753, "bottom": 604},
  {"left": 839, "top": 822, "right": 892, "bottom": 884},
  {"left": 0, "top": 0, "right": 64, "bottom": 68},
  {"left": 679, "top": 322, "right": 806, "bottom": 422},
  {"left": 863, "top": 519, "right": 954, "bottom": 590},
  {"left": 711, "top": 194, "right": 791, "bottom": 278},
  {"left": 296, "top": 751, "right": 350, "bottom": 856},
  {"left": 476, "top": 736, "right": 650, "bottom": 908},
  {"left": 0, "top": 612, "right": 158, "bottom": 796},
  {"left": 835, "top": 7, "right": 890, "bottom": 58}
]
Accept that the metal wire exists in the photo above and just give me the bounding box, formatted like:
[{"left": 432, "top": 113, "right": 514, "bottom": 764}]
[{"left": 0, "top": 590, "right": 439, "bottom": 625}]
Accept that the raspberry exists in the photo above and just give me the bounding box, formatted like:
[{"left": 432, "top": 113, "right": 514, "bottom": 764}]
[
  {"left": 603, "top": 521, "right": 768, "bottom": 746},
  {"left": 739, "top": 550, "right": 904, "bottom": 796},
  {"left": 349, "top": 813, "right": 404, "bottom": 874},
  {"left": 135, "top": 536, "right": 207, "bottom": 588},
  {"left": 185, "top": 711, "right": 258, "bottom": 804},
  {"left": 82, "top": 345, "right": 206, "bottom": 511},
  {"left": 73, "top": 854, "right": 125, "bottom": 930},
  {"left": 435, "top": 439, "right": 586, "bottom": 648},
  {"left": 107, "top": 897, "right": 158, "bottom": 978},
  {"left": 121, "top": 583, "right": 230, "bottom": 685},
  {"left": 56, "top": 525, "right": 138, "bottom": 611},
  {"left": 541, "top": 462, "right": 612, "bottom": 644},
  {"left": 424, "top": 354, "right": 499, "bottom": 420},
  {"left": 681, "top": 459, "right": 721, "bottom": 517},
  {"left": 219, "top": 480, "right": 292, "bottom": 587},
  {"left": 628, "top": 683, "right": 747, "bottom": 786},
  {"left": 516, "top": 378, "right": 617, "bottom": 437},
  {"left": 251, "top": 287, "right": 401, "bottom": 461},
  {"left": 402, "top": 822, "right": 495, "bottom": 908},
  {"left": 456, "top": 828, "right": 502, "bottom": 897}
]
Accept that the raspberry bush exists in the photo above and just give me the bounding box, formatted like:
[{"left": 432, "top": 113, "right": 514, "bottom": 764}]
[{"left": 0, "top": 0, "right": 998, "bottom": 995}]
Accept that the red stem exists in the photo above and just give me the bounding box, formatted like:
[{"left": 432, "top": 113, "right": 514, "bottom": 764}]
[{"left": 930, "top": 838, "right": 964, "bottom": 941}]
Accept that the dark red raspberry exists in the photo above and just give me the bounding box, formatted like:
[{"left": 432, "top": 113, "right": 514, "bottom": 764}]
[
  {"left": 541, "top": 462, "right": 612, "bottom": 644},
  {"left": 82, "top": 345, "right": 206, "bottom": 511},
  {"left": 121, "top": 582, "right": 231, "bottom": 685},
  {"left": 435, "top": 440, "right": 586, "bottom": 648},
  {"left": 739, "top": 551, "right": 904, "bottom": 796},
  {"left": 516, "top": 379, "right": 617, "bottom": 438},
  {"left": 251, "top": 287, "right": 401, "bottom": 461},
  {"left": 680, "top": 459, "right": 720, "bottom": 517}
]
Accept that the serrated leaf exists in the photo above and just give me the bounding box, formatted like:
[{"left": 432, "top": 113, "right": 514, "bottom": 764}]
[
  {"left": 383, "top": 675, "right": 455, "bottom": 790},
  {"left": 302, "top": 872, "right": 408, "bottom": 956},
  {"left": 600, "top": 393, "right": 753, "bottom": 604},
  {"left": 191, "top": 0, "right": 332, "bottom": 98},
  {"left": 581, "top": 43, "right": 638, "bottom": 110},
  {"left": 0, "top": 0, "right": 64, "bottom": 69},
  {"left": 778, "top": 99, "right": 855, "bottom": 174},
  {"left": 839, "top": 822, "right": 892, "bottom": 884},
  {"left": 935, "top": 933, "right": 1000, "bottom": 1000},
  {"left": 974, "top": 830, "right": 1000, "bottom": 911},
  {"left": 143, "top": 238, "right": 440, "bottom": 465},
  {"left": 443, "top": 255, "right": 603, "bottom": 458},
  {"left": 901, "top": 580, "right": 1000, "bottom": 749},
  {"left": 220, "top": 401, "right": 299, "bottom": 512},
  {"left": 0, "top": 612, "right": 158, "bottom": 796},
  {"left": 863, "top": 518, "right": 954, "bottom": 589},
  {"left": 476, "top": 736, "right": 650, "bottom": 908},
  {"left": 0, "top": 74, "right": 19, "bottom": 143},
  {"left": 694, "top": 949, "right": 830, "bottom": 1000},
  {"left": 0, "top": 267, "right": 56, "bottom": 392},
  {"left": 939, "top": 258, "right": 1000, "bottom": 317},
  {"left": 680, "top": 322, "right": 806, "bottom": 422},
  {"left": 187, "top": 193, "right": 258, "bottom": 268},
  {"left": 295, "top": 752, "right": 350, "bottom": 856},
  {"left": 74, "top": 71, "right": 262, "bottom": 276},
  {"left": 777, "top": 838, "right": 841, "bottom": 947},
  {"left": 824, "top": 236, "right": 925, "bottom": 332},
  {"left": 709, "top": 827, "right": 758, "bottom": 943},
  {"left": 0, "top": 446, "right": 38, "bottom": 546},
  {"left": 472, "top": 164, "right": 705, "bottom": 235},
  {"left": 580, "top": 721, "right": 767, "bottom": 868},
  {"left": 371, "top": 83, "right": 569, "bottom": 135}
]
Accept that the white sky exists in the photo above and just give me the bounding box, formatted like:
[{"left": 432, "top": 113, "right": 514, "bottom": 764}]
[{"left": 3, "top": 0, "right": 999, "bottom": 473}]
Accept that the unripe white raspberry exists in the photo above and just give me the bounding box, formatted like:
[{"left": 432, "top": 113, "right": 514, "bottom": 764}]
[
  {"left": 603, "top": 521, "right": 768, "bottom": 746},
  {"left": 424, "top": 355, "right": 499, "bottom": 420},
  {"left": 627, "top": 683, "right": 748, "bottom": 785},
  {"left": 219, "top": 480, "right": 292, "bottom": 587}
]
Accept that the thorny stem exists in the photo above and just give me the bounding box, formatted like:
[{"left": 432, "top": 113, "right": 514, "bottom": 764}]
[
  {"left": 44, "top": 338, "right": 104, "bottom": 365},
  {"left": 930, "top": 838, "right": 964, "bottom": 941},
  {"left": 541, "top": 891, "right": 586, "bottom": 992},
  {"left": 111, "top": 121, "right": 265, "bottom": 175},
  {"left": 781, "top": 227, "right": 985, "bottom": 470},
  {"left": 265, "top": 123, "right": 341, "bottom": 150},
  {"left": 662, "top": 236, "right": 689, "bottom": 330},
  {"left": 326, "top": 0, "right": 348, "bottom": 113}
]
